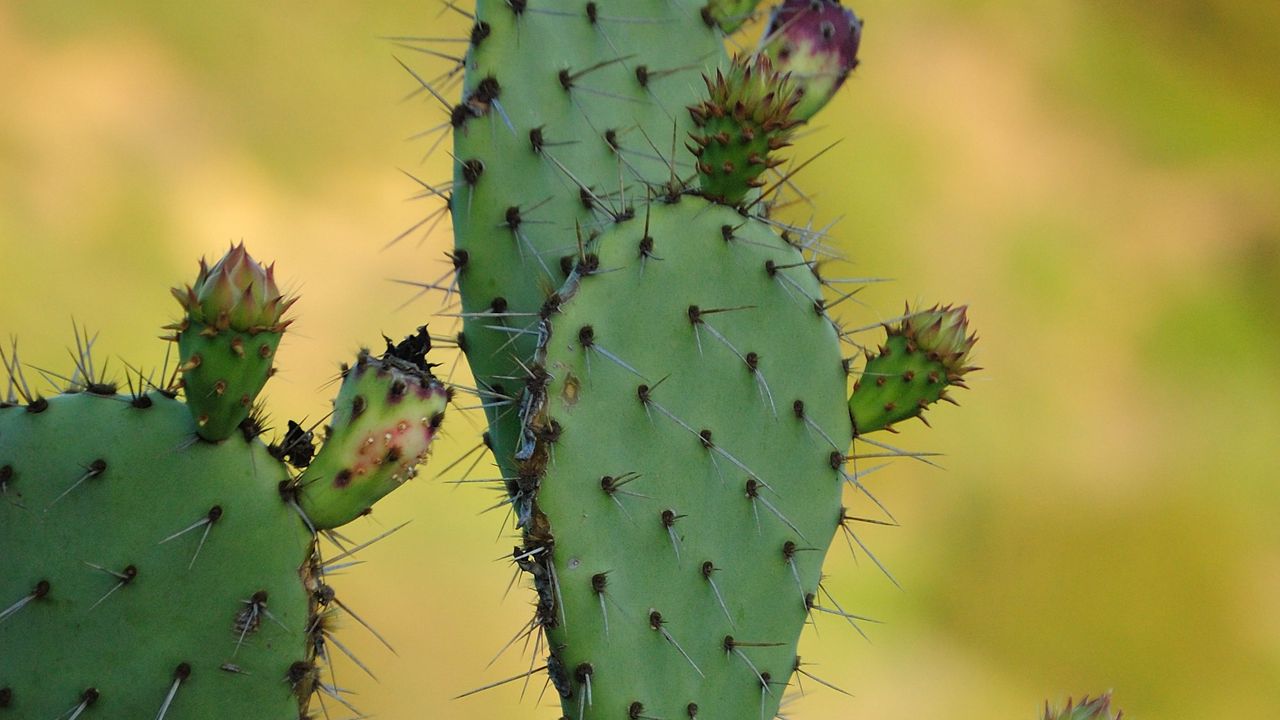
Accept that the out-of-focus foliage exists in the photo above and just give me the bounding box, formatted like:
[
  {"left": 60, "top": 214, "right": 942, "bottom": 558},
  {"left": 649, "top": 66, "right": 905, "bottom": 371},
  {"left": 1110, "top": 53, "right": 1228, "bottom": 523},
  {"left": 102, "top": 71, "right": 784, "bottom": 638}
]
[{"left": 1, "top": 2, "right": 1276, "bottom": 719}]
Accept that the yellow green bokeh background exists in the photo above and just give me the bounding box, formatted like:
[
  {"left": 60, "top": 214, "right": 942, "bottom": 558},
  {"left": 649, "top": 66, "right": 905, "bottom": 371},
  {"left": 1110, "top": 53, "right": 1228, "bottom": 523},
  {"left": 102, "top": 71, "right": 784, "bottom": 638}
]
[{"left": 2, "top": 2, "right": 1278, "bottom": 718}]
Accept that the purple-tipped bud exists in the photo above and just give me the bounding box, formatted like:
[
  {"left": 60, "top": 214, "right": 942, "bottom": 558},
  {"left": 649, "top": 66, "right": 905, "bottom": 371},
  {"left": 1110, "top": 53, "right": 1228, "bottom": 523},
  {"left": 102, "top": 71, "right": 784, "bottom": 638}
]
[{"left": 761, "top": 0, "right": 863, "bottom": 121}]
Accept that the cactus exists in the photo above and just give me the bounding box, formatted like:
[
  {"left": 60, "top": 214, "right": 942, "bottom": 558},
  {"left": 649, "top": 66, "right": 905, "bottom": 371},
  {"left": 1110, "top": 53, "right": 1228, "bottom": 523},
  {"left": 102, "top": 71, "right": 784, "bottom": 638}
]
[
  {"left": 412, "top": 1, "right": 981, "bottom": 718},
  {"left": 0, "top": 247, "right": 446, "bottom": 718}
]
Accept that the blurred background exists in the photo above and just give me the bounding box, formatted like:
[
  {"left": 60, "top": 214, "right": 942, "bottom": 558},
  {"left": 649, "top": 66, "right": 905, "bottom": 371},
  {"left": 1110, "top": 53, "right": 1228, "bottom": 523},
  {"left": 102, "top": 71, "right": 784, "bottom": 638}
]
[{"left": 2, "top": 1, "right": 1278, "bottom": 718}]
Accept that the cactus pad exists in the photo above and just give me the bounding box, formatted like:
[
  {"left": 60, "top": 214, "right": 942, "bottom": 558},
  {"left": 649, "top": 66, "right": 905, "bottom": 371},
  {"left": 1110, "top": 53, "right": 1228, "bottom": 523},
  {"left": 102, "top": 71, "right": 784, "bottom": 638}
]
[
  {"left": 689, "top": 55, "right": 800, "bottom": 206},
  {"left": 451, "top": 1, "right": 728, "bottom": 480},
  {"left": 515, "top": 196, "right": 851, "bottom": 719},
  {"left": 0, "top": 393, "right": 315, "bottom": 718}
]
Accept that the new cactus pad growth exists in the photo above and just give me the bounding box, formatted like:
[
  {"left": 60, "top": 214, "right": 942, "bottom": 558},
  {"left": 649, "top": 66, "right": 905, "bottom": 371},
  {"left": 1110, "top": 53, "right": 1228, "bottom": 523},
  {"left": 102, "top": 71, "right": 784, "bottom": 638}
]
[
  {"left": 168, "top": 243, "right": 295, "bottom": 442},
  {"left": 701, "top": 0, "right": 765, "bottom": 33},
  {"left": 1, "top": 247, "right": 445, "bottom": 718},
  {"left": 848, "top": 305, "right": 977, "bottom": 435},
  {"left": 689, "top": 55, "right": 801, "bottom": 205}
]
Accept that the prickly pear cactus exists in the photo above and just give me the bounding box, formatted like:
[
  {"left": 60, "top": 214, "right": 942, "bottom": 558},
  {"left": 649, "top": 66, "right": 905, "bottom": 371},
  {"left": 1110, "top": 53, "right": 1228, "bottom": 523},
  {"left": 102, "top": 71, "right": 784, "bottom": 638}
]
[
  {"left": 405, "top": 0, "right": 979, "bottom": 717},
  {"left": 0, "top": 247, "right": 446, "bottom": 719}
]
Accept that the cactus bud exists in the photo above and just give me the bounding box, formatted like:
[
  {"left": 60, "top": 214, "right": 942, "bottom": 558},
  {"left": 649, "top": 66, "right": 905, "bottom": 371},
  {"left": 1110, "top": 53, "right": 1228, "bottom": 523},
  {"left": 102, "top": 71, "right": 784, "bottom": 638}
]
[
  {"left": 169, "top": 244, "right": 295, "bottom": 441},
  {"left": 848, "top": 304, "right": 978, "bottom": 435},
  {"left": 688, "top": 54, "right": 801, "bottom": 206},
  {"left": 761, "top": 0, "right": 863, "bottom": 121},
  {"left": 178, "top": 242, "right": 294, "bottom": 334}
]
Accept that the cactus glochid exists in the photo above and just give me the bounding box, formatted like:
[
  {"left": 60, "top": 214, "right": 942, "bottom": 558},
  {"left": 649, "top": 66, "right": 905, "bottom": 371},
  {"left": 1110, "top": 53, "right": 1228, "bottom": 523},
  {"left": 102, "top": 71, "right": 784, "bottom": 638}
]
[
  {"left": 0, "top": 246, "right": 446, "bottom": 718},
  {"left": 417, "top": 0, "right": 980, "bottom": 717}
]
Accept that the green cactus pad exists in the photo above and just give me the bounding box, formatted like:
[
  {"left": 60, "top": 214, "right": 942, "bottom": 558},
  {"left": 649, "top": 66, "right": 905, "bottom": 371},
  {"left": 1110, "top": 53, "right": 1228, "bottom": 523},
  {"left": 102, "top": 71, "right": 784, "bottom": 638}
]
[
  {"left": 299, "top": 337, "right": 448, "bottom": 530},
  {"left": 451, "top": 0, "right": 728, "bottom": 479},
  {"left": 848, "top": 305, "right": 976, "bottom": 435},
  {"left": 0, "top": 393, "right": 315, "bottom": 718},
  {"left": 517, "top": 197, "right": 851, "bottom": 719}
]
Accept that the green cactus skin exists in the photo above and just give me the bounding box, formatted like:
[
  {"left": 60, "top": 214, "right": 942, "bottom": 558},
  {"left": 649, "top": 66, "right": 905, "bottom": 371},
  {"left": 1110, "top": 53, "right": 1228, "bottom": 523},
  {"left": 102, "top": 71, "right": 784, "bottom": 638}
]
[
  {"left": 1043, "top": 693, "right": 1124, "bottom": 720},
  {"left": 848, "top": 305, "right": 977, "bottom": 435},
  {"left": 175, "top": 329, "right": 283, "bottom": 441},
  {"left": 451, "top": 1, "right": 728, "bottom": 482},
  {"left": 299, "top": 335, "right": 449, "bottom": 529},
  {"left": 514, "top": 197, "right": 850, "bottom": 719},
  {"left": 0, "top": 393, "right": 316, "bottom": 718}
]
